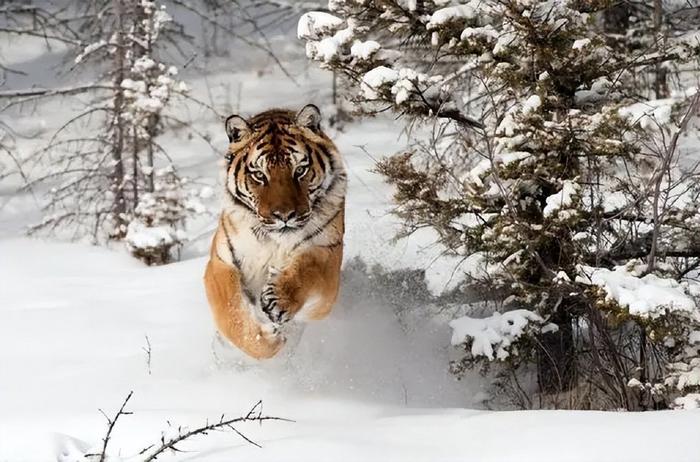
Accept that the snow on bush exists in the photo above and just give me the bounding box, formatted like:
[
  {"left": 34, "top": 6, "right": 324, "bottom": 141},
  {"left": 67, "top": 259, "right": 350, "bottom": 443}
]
[
  {"left": 126, "top": 169, "right": 205, "bottom": 265},
  {"left": 460, "top": 25, "right": 498, "bottom": 42},
  {"left": 463, "top": 151, "right": 531, "bottom": 189},
  {"left": 521, "top": 94, "right": 542, "bottom": 114},
  {"left": 305, "top": 26, "right": 354, "bottom": 63},
  {"left": 576, "top": 263, "right": 697, "bottom": 319},
  {"left": 126, "top": 220, "right": 178, "bottom": 249},
  {"left": 572, "top": 38, "right": 591, "bottom": 50},
  {"left": 427, "top": 4, "right": 477, "bottom": 30},
  {"left": 543, "top": 180, "right": 580, "bottom": 218},
  {"left": 122, "top": 54, "right": 187, "bottom": 132},
  {"left": 297, "top": 11, "right": 344, "bottom": 40},
  {"left": 619, "top": 99, "right": 676, "bottom": 130},
  {"left": 361, "top": 66, "right": 399, "bottom": 99},
  {"left": 450, "top": 310, "right": 558, "bottom": 361},
  {"left": 673, "top": 393, "right": 700, "bottom": 409},
  {"left": 350, "top": 40, "right": 381, "bottom": 60}
]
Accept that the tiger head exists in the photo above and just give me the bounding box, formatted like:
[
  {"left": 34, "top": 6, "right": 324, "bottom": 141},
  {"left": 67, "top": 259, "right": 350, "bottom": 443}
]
[{"left": 223, "top": 104, "right": 345, "bottom": 234}]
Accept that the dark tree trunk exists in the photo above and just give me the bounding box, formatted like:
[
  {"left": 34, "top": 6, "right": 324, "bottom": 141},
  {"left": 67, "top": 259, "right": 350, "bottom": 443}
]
[
  {"left": 537, "top": 303, "right": 576, "bottom": 396},
  {"left": 602, "top": 3, "right": 630, "bottom": 33}
]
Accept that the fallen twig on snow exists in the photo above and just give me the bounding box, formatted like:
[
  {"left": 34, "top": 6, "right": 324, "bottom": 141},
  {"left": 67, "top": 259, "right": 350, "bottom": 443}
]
[{"left": 84, "top": 393, "right": 290, "bottom": 461}]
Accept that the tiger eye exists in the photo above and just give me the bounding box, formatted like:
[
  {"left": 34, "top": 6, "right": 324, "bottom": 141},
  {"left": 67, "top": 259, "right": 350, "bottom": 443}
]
[
  {"left": 252, "top": 171, "right": 266, "bottom": 183},
  {"left": 295, "top": 165, "right": 308, "bottom": 177}
]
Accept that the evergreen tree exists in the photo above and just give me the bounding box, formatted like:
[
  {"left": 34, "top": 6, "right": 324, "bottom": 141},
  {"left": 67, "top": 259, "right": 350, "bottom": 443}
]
[{"left": 300, "top": 0, "right": 700, "bottom": 409}]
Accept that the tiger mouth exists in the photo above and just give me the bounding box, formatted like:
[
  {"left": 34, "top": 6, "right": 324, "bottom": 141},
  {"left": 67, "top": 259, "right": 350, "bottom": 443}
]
[{"left": 259, "top": 217, "right": 310, "bottom": 232}]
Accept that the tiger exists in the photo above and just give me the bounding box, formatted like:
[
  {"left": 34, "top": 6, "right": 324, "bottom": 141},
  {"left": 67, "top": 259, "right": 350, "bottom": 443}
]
[{"left": 203, "top": 104, "right": 347, "bottom": 360}]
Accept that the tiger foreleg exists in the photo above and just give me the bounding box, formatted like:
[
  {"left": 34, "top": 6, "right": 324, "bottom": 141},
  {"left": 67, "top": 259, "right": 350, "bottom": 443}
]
[
  {"left": 204, "top": 254, "right": 285, "bottom": 359},
  {"left": 260, "top": 244, "right": 342, "bottom": 325}
]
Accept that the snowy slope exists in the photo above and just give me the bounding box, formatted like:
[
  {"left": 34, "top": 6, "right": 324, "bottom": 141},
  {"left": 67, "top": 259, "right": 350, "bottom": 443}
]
[{"left": 1, "top": 238, "right": 700, "bottom": 462}]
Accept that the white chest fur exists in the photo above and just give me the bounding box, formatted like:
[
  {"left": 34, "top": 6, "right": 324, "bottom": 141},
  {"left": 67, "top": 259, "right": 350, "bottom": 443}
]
[{"left": 217, "top": 211, "right": 297, "bottom": 297}]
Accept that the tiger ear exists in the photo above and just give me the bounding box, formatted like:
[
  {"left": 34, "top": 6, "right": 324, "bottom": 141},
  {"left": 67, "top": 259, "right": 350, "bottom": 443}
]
[
  {"left": 225, "top": 114, "right": 251, "bottom": 143},
  {"left": 296, "top": 104, "right": 322, "bottom": 132}
]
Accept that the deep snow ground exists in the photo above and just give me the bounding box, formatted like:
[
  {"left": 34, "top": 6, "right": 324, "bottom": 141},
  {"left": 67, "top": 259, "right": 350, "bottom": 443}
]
[
  {"left": 2, "top": 239, "right": 700, "bottom": 462},
  {"left": 0, "top": 238, "right": 465, "bottom": 461}
]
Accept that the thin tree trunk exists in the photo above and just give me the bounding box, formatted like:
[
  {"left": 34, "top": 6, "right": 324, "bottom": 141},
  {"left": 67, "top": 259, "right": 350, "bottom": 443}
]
[
  {"left": 639, "top": 327, "right": 647, "bottom": 410},
  {"left": 110, "top": 0, "right": 128, "bottom": 237},
  {"left": 143, "top": 8, "right": 156, "bottom": 193},
  {"left": 146, "top": 114, "right": 156, "bottom": 193},
  {"left": 653, "top": 0, "right": 669, "bottom": 98},
  {"left": 133, "top": 132, "right": 139, "bottom": 205}
]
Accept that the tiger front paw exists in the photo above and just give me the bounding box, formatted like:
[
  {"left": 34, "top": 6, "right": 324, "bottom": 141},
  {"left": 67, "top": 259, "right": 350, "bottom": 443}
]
[{"left": 260, "top": 282, "right": 291, "bottom": 325}]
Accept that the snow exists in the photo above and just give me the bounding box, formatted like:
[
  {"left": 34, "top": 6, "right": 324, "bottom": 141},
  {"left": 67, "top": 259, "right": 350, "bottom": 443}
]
[
  {"left": 4, "top": 9, "right": 700, "bottom": 462},
  {"left": 495, "top": 105, "right": 518, "bottom": 136},
  {"left": 461, "top": 25, "right": 498, "bottom": 42},
  {"left": 572, "top": 38, "right": 591, "bottom": 50},
  {"left": 690, "top": 330, "right": 700, "bottom": 344},
  {"left": 449, "top": 309, "right": 558, "bottom": 360},
  {"left": 522, "top": 94, "right": 541, "bottom": 114},
  {"left": 125, "top": 220, "right": 175, "bottom": 248},
  {"left": 674, "top": 393, "right": 700, "bottom": 409},
  {"left": 74, "top": 40, "right": 107, "bottom": 64},
  {"left": 553, "top": 270, "right": 571, "bottom": 283},
  {"left": 350, "top": 40, "right": 381, "bottom": 60},
  {"left": 675, "top": 359, "right": 700, "bottom": 390},
  {"left": 297, "top": 12, "right": 344, "bottom": 40},
  {"left": 122, "top": 78, "right": 147, "bottom": 93},
  {"left": 133, "top": 56, "right": 157, "bottom": 72},
  {"left": 576, "top": 264, "right": 698, "bottom": 319},
  {"left": 493, "top": 29, "right": 517, "bottom": 56},
  {"left": 427, "top": 4, "right": 477, "bottom": 30},
  {"left": 619, "top": 99, "right": 675, "bottom": 130},
  {"left": 464, "top": 151, "right": 531, "bottom": 188},
  {"left": 305, "top": 26, "right": 354, "bottom": 63},
  {"left": 2, "top": 239, "right": 700, "bottom": 461},
  {"left": 0, "top": 238, "right": 466, "bottom": 461},
  {"left": 543, "top": 179, "right": 579, "bottom": 217},
  {"left": 361, "top": 66, "right": 399, "bottom": 99},
  {"left": 392, "top": 68, "right": 422, "bottom": 105}
]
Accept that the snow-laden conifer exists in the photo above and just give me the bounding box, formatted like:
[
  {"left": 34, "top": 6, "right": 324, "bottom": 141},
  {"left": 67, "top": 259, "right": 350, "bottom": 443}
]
[{"left": 300, "top": 0, "right": 700, "bottom": 409}]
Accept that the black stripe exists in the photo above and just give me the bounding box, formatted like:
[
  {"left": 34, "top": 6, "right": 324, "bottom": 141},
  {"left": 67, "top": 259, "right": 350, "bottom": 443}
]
[
  {"left": 231, "top": 160, "right": 256, "bottom": 206},
  {"left": 230, "top": 158, "right": 251, "bottom": 203},
  {"left": 311, "top": 147, "right": 327, "bottom": 174},
  {"left": 242, "top": 287, "right": 256, "bottom": 306},
  {"left": 231, "top": 155, "right": 243, "bottom": 177},
  {"left": 318, "top": 145, "right": 336, "bottom": 171},
  {"left": 237, "top": 172, "right": 255, "bottom": 199},
  {"left": 317, "top": 240, "right": 342, "bottom": 249},
  {"left": 221, "top": 218, "right": 257, "bottom": 305},
  {"left": 310, "top": 171, "right": 346, "bottom": 209},
  {"left": 252, "top": 223, "right": 268, "bottom": 240},
  {"left": 220, "top": 218, "right": 241, "bottom": 268},
  {"left": 292, "top": 208, "right": 341, "bottom": 252},
  {"left": 226, "top": 187, "right": 257, "bottom": 214}
]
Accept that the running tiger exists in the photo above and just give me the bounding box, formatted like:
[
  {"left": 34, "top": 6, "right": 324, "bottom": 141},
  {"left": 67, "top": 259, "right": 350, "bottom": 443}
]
[{"left": 204, "top": 104, "right": 347, "bottom": 359}]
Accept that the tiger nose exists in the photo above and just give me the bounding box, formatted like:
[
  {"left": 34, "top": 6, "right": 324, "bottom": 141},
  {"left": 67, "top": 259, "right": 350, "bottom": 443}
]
[{"left": 272, "top": 210, "right": 297, "bottom": 222}]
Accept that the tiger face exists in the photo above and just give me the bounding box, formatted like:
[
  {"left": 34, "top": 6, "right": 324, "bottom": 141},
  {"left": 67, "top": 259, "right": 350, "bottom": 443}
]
[{"left": 223, "top": 105, "right": 344, "bottom": 235}]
